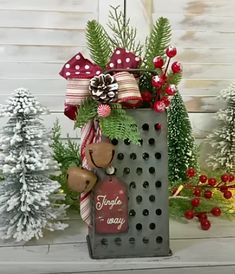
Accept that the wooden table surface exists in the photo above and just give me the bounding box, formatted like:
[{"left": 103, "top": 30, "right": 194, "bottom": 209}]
[{"left": 0, "top": 212, "right": 235, "bottom": 274}]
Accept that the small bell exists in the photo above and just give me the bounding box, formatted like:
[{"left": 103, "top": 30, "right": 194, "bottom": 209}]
[
  {"left": 85, "top": 142, "right": 115, "bottom": 169},
  {"left": 67, "top": 166, "right": 97, "bottom": 193}
]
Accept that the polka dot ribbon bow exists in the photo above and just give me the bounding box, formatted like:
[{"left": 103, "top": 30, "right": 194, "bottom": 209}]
[{"left": 59, "top": 48, "right": 142, "bottom": 120}]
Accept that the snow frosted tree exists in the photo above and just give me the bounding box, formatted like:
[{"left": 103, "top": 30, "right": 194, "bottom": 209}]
[
  {"left": 168, "top": 91, "right": 199, "bottom": 184},
  {"left": 0, "top": 88, "right": 68, "bottom": 242},
  {"left": 206, "top": 83, "right": 235, "bottom": 173}
]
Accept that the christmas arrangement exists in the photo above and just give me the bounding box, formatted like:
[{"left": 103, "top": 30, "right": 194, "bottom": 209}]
[
  {"left": 0, "top": 88, "right": 68, "bottom": 242},
  {"left": 56, "top": 5, "right": 235, "bottom": 236}
]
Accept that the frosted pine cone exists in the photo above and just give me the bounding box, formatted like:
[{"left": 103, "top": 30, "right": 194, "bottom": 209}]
[{"left": 89, "top": 74, "right": 118, "bottom": 103}]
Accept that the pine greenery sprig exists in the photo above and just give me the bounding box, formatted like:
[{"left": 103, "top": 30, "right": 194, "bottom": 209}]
[
  {"left": 167, "top": 72, "right": 183, "bottom": 86},
  {"left": 142, "top": 17, "right": 171, "bottom": 70},
  {"left": 107, "top": 6, "right": 143, "bottom": 56},
  {"left": 51, "top": 120, "right": 81, "bottom": 171},
  {"left": 74, "top": 98, "right": 98, "bottom": 129},
  {"left": 51, "top": 120, "right": 81, "bottom": 210},
  {"left": 86, "top": 20, "right": 112, "bottom": 69},
  {"left": 100, "top": 104, "right": 141, "bottom": 145}
]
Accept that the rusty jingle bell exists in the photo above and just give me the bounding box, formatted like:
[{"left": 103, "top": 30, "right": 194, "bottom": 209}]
[
  {"left": 67, "top": 166, "right": 97, "bottom": 193},
  {"left": 94, "top": 175, "right": 128, "bottom": 234},
  {"left": 85, "top": 142, "right": 115, "bottom": 169}
]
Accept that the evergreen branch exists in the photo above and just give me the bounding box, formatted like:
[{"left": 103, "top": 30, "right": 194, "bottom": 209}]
[
  {"left": 74, "top": 98, "right": 98, "bottom": 129},
  {"left": 107, "top": 6, "right": 143, "bottom": 56},
  {"left": 167, "top": 72, "right": 183, "bottom": 85},
  {"left": 86, "top": 20, "right": 112, "bottom": 69},
  {"left": 51, "top": 120, "right": 81, "bottom": 171},
  {"left": 143, "top": 17, "right": 171, "bottom": 70},
  {"left": 100, "top": 104, "right": 141, "bottom": 145}
]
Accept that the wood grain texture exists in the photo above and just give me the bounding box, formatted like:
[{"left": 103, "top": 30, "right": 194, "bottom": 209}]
[
  {"left": 153, "top": 0, "right": 235, "bottom": 16},
  {"left": 0, "top": 0, "right": 97, "bottom": 12},
  {"left": 0, "top": 217, "right": 234, "bottom": 274}
]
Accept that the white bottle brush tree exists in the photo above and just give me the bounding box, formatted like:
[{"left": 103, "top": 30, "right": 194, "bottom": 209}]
[
  {"left": 206, "top": 83, "right": 235, "bottom": 173},
  {"left": 0, "top": 88, "right": 68, "bottom": 242}
]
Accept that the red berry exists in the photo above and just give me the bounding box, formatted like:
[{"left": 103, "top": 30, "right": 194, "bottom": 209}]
[
  {"left": 197, "top": 212, "right": 208, "bottom": 221},
  {"left": 184, "top": 210, "right": 194, "bottom": 220},
  {"left": 223, "top": 190, "right": 232, "bottom": 199},
  {"left": 204, "top": 190, "right": 213, "bottom": 199},
  {"left": 199, "top": 175, "right": 208, "bottom": 183},
  {"left": 153, "top": 56, "right": 164, "bottom": 68},
  {"left": 186, "top": 167, "right": 196, "bottom": 178},
  {"left": 152, "top": 75, "right": 165, "bottom": 88},
  {"left": 193, "top": 187, "right": 201, "bottom": 197},
  {"left": 161, "top": 96, "right": 170, "bottom": 107},
  {"left": 208, "top": 178, "right": 217, "bottom": 187},
  {"left": 171, "top": 61, "right": 182, "bottom": 74},
  {"left": 200, "top": 219, "right": 211, "bottom": 230},
  {"left": 220, "top": 184, "right": 228, "bottom": 193},
  {"left": 191, "top": 197, "right": 200, "bottom": 207},
  {"left": 154, "top": 123, "right": 161, "bottom": 130},
  {"left": 165, "top": 46, "right": 177, "bottom": 58},
  {"left": 211, "top": 207, "right": 221, "bottom": 217},
  {"left": 153, "top": 100, "right": 166, "bottom": 113},
  {"left": 141, "top": 91, "right": 152, "bottom": 102},
  {"left": 165, "top": 84, "right": 177, "bottom": 96},
  {"left": 221, "top": 174, "right": 229, "bottom": 182},
  {"left": 228, "top": 174, "right": 234, "bottom": 182}
]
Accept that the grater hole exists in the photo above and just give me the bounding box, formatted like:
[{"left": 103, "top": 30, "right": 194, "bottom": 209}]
[
  {"left": 143, "top": 237, "right": 149, "bottom": 244},
  {"left": 156, "top": 209, "right": 162, "bottom": 215},
  {"left": 111, "top": 139, "right": 118, "bottom": 145},
  {"left": 123, "top": 167, "right": 130, "bottom": 175},
  {"left": 129, "top": 181, "right": 136, "bottom": 189},
  {"left": 149, "top": 223, "right": 156, "bottom": 230},
  {"left": 136, "top": 223, "right": 142, "bottom": 231},
  {"left": 156, "top": 236, "right": 163, "bottom": 244},
  {"left": 148, "top": 138, "right": 155, "bottom": 145},
  {"left": 142, "top": 152, "right": 149, "bottom": 160},
  {"left": 142, "top": 123, "right": 149, "bottom": 131},
  {"left": 149, "top": 195, "right": 155, "bottom": 202},
  {"left": 101, "top": 238, "right": 108, "bottom": 246},
  {"left": 143, "top": 181, "right": 149, "bottom": 189},
  {"left": 115, "top": 237, "right": 122, "bottom": 246},
  {"left": 124, "top": 139, "right": 131, "bottom": 145},
  {"left": 143, "top": 209, "right": 149, "bottom": 216},
  {"left": 155, "top": 152, "right": 162, "bottom": 159},
  {"left": 136, "top": 195, "right": 142, "bottom": 204},
  {"left": 117, "top": 153, "right": 124, "bottom": 160},
  {"left": 136, "top": 167, "right": 143, "bottom": 175},
  {"left": 155, "top": 181, "right": 162, "bottom": 188},
  {"left": 129, "top": 209, "right": 136, "bottom": 216},
  {"left": 149, "top": 167, "right": 155, "bottom": 174},
  {"left": 129, "top": 237, "right": 135, "bottom": 244},
  {"left": 139, "top": 139, "right": 143, "bottom": 146},
  {"left": 130, "top": 153, "right": 137, "bottom": 160}
]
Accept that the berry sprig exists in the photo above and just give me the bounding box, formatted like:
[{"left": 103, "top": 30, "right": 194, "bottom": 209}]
[
  {"left": 182, "top": 168, "right": 235, "bottom": 230},
  {"left": 141, "top": 45, "right": 182, "bottom": 112}
]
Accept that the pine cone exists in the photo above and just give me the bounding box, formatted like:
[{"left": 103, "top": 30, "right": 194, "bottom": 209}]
[{"left": 89, "top": 74, "right": 118, "bottom": 103}]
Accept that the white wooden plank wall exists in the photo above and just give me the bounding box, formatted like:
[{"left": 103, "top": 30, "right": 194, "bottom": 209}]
[{"left": 0, "top": 0, "right": 234, "bottom": 144}]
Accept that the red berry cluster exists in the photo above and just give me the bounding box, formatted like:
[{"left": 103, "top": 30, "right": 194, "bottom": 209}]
[
  {"left": 141, "top": 46, "right": 182, "bottom": 112},
  {"left": 183, "top": 168, "right": 234, "bottom": 230}
]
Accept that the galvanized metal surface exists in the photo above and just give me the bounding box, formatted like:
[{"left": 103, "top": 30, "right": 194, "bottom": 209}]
[{"left": 87, "top": 109, "right": 170, "bottom": 259}]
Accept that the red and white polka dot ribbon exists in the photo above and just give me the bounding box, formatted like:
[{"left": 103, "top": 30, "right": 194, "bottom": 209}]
[{"left": 59, "top": 48, "right": 142, "bottom": 120}]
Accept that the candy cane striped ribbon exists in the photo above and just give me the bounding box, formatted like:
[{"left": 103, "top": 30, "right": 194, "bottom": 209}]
[{"left": 80, "top": 120, "right": 101, "bottom": 226}]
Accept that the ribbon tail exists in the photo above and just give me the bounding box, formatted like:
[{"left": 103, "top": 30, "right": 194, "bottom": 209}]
[{"left": 79, "top": 120, "right": 102, "bottom": 226}]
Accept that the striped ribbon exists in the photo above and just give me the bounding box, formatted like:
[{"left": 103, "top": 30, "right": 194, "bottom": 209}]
[
  {"left": 65, "top": 79, "right": 90, "bottom": 106},
  {"left": 115, "top": 71, "right": 142, "bottom": 107},
  {"left": 79, "top": 120, "right": 101, "bottom": 226}
]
